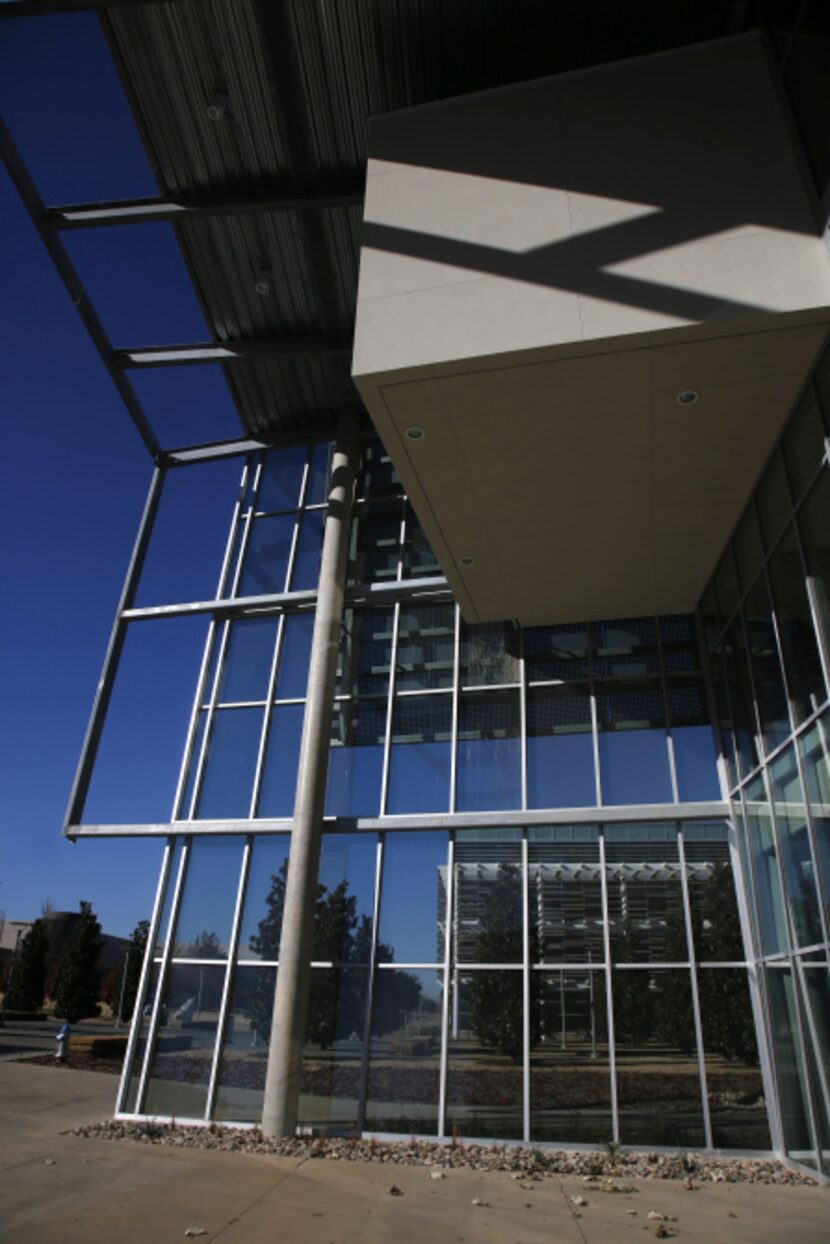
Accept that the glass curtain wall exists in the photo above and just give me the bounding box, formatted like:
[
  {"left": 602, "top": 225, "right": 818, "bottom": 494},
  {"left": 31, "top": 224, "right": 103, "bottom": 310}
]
[{"left": 698, "top": 341, "right": 830, "bottom": 1174}]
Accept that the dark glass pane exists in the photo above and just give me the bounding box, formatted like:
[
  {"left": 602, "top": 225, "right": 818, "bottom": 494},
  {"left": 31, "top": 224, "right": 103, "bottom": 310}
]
[
  {"left": 614, "top": 969, "right": 705, "bottom": 1147},
  {"left": 606, "top": 825, "right": 686, "bottom": 963},
  {"left": 756, "top": 451, "right": 792, "bottom": 550},
  {"left": 592, "top": 616, "right": 659, "bottom": 679},
  {"left": 143, "top": 962, "right": 227, "bottom": 1119},
  {"left": 769, "top": 748, "right": 823, "bottom": 948},
  {"left": 290, "top": 509, "right": 324, "bottom": 591},
  {"left": 171, "top": 837, "right": 243, "bottom": 958},
  {"left": 734, "top": 803, "right": 762, "bottom": 956},
  {"left": 699, "top": 584, "right": 720, "bottom": 653},
  {"left": 195, "top": 708, "right": 262, "bottom": 820},
  {"left": 358, "top": 436, "right": 399, "bottom": 497},
  {"left": 325, "top": 700, "right": 385, "bottom": 817},
  {"left": 256, "top": 705, "right": 303, "bottom": 818},
  {"left": 82, "top": 616, "right": 208, "bottom": 824},
  {"left": 524, "top": 622, "right": 590, "bottom": 682},
  {"left": 666, "top": 679, "right": 721, "bottom": 801},
  {"left": 766, "top": 967, "right": 816, "bottom": 1167},
  {"left": 798, "top": 470, "right": 830, "bottom": 654},
  {"left": 378, "top": 832, "right": 449, "bottom": 964},
  {"left": 783, "top": 386, "right": 825, "bottom": 500},
  {"left": 387, "top": 695, "right": 451, "bottom": 814},
  {"left": 237, "top": 514, "right": 295, "bottom": 596},
  {"left": 237, "top": 836, "right": 291, "bottom": 961},
  {"left": 707, "top": 647, "right": 737, "bottom": 792},
  {"left": 697, "top": 969, "right": 770, "bottom": 1149},
  {"left": 528, "top": 826, "right": 603, "bottom": 963},
  {"left": 684, "top": 823, "right": 745, "bottom": 963},
  {"left": 122, "top": 963, "right": 159, "bottom": 1113},
  {"left": 336, "top": 608, "right": 394, "bottom": 697},
  {"left": 456, "top": 690, "right": 521, "bottom": 812},
  {"left": 179, "top": 712, "right": 207, "bottom": 820},
  {"left": 745, "top": 776, "right": 789, "bottom": 957},
  {"left": 798, "top": 720, "right": 830, "bottom": 930},
  {"left": 721, "top": 621, "right": 762, "bottom": 778},
  {"left": 274, "top": 612, "right": 314, "bottom": 700},
  {"left": 316, "top": 833, "right": 378, "bottom": 962},
  {"left": 213, "top": 966, "right": 277, "bottom": 1121},
  {"left": 217, "top": 616, "right": 278, "bottom": 703},
  {"left": 768, "top": 525, "right": 826, "bottom": 725},
  {"left": 527, "top": 687, "right": 595, "bottom": 809},
  {"left": 445, "top": 972, "right": 524, "bottom": 1140},
  {"left": 305, "top": 441, "right": 331, "bottom": 506},
  {"left": 596, "top": 683, "right": 672, "bottom": 805},
  {"left": 257, "top": 445, "right": 305, "bottom": 513},
  {"left": 454, "top": 834, "right": 522, "bottom": 964},
  {"left": 459, "top": 620, "right": 520, "bottom": 686},
  {"left": 298, "top": 967, "right": 369, "bottom": 1134},
  {"left": 714, "top": 547, "right": 740, "bottom": 624},
  {"left": 732, "top": 503, "right": 764, "bottom": 595},
  {"left": 743, "top": 578, "right": 790, "bottom": 752},
  {"left": 530, "top": 971, "right": 611, "bottom": 1144},
  {"left": 350, "top": 497, "right": 402, "bottom": 583},
  {"left": 403, "top": 503, "right": 440, "bottom": 578},
  {"left": 154, "top": 841, "right": 184, "bottom": 956},
  {"left": 801, "top": 963, "right": 830, "bottom": 1138},
  {"left": 395, "top": 602, "right": 455, "bottom": 691},
  {"left": 365, "top": 968, "right": 443, "bottom": 1135}
]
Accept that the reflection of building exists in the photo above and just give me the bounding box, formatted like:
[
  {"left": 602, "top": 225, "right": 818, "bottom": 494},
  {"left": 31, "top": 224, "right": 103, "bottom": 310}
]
[{"left": 4, "top": 2, "right": 829, "bottom": 1175}]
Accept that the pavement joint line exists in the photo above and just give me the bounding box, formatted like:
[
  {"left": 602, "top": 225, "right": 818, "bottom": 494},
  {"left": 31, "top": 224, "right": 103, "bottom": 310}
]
[
  {"left": 0, "top": 1137, "right": 80, "bottom": 1177},
  {"left": 206, "top": 1155, "right": 310, "bottom": 1243},
  {"left": 556, "top": 1175, "right": 589, "bottom": 1244}
]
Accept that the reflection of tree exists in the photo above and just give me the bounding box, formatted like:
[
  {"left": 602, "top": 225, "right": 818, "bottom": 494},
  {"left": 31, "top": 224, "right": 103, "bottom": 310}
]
[
  {"left": 466, "top": 865, "right": 540, "bottom": 1061},
  {"left": 180, "top": 930, "right": 223, "bottom": 958},
  {"left": 610, "top": 917, "right": 654, "bottom": 1043},
  {"left": 245, "top": 860, "right": 422, "bottom": 1049}
]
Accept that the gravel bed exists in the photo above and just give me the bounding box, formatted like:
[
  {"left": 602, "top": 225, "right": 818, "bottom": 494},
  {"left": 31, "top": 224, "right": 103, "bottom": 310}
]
[{"left": 70, "top": 1120, "right": 816, "bottom": 1185}]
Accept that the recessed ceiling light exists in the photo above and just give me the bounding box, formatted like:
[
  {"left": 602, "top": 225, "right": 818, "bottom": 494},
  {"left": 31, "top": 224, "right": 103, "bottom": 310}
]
[
  {"left": 459, "top": 555, "right": 475, "bottom": 567},
  {"left": 676, "top": 389, "right": 699, "bottom": 405},
  {"left": 206, "top": 91, "right": 229, "bottom": 123},
  {"left": 405, "top": 426, "right": 425, "bottom": 441},
  {"left": 254, "top": 267, "right": 272, "bottom": 296}
]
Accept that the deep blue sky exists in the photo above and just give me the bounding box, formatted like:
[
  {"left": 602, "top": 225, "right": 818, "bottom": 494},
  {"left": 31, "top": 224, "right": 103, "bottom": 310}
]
[{"left": 0, "top": 11, "right": 203, "bottom": 935}]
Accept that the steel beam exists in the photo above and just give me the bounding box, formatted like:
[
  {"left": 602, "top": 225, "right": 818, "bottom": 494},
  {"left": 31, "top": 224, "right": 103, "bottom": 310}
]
[
  {"left": 261, "top": 408, "right": 361, "bottom": 1138},
  {"left": 115, "top": 338, "right": 351, "bottom": 368}
]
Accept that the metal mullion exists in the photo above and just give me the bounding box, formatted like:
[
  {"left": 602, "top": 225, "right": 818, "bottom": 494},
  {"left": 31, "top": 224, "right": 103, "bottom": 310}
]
[
  {"left": 449, "top": 606, "right": 461, "bottom": 814},
  {"left": 218, "top": 459, "right": 254, "bottom": 598},
  {"left": 135, "top": 839, "right": 190, "bottom": 1114},
  {"left": 784, "top": 955, "right": 825, "bottom": 1172},
  {"left": 794, "top": 955, "right": 830, "bottom": 1170},
  {"left": 762, "top": 561, "right": 801, "bottom": 747},
  {"left": 677, "top": 827, "right": 713, "bottom": 1149},
  {"left": 379, "top": 603, "right": 401, "bottom": 816},
  {"left": 248, "top": 615, "right": 287, "bottom": 818},
  {"left": 522, "top": 829, "right": 530, "bottom": 1143},
  {"left": 228, "top": 457, "right": 263, "bottom": 599},
  {"left": 658, "top": 623, "right": 681, "bottom": 804},
  {"left": 396, "top": 495, "right": 406, "bottom": 583},
  {"left": 790, "top": 723, "right": 830, "bottom": 953},
  {"left": 753, "top": 961, "right": 786, "bottom": 1155},
  {"left": 599, "top": 830, "right": 618, "bottom": 1142},
  {"left": 519, "top": 629, "right": 528, "bottom": 813},
  {"left": 185, "top": 620, "right": 233, "bottom": 820},
  {"left": 591, "top": 683, "right": 603, "bottom": 806},
  {"left": 357, "top": 836, "right": 385, "bottom": 1133},
  {"left": 115, "top": 839, "right": 174, "bottom": 1114},
  {"left": 695, "top": 609, "right": 734, "bottom": 803},
  {"left": 205, "top": 839, "right": 251, "bottom": 1119},
  {"left": 438, "top": 834, "right": 454, "bottom": 1137},
  {"left": 734, "top": 605, "right": 766, "bottom": 778}
]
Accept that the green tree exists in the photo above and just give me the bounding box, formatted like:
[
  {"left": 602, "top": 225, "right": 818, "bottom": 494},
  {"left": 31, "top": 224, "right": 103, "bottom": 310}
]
[
  {"left": 609, "top": 916, "right": 654, "bottom": 1044},
  {"left": 4, "top": 920, "right": 50, "bottom": 1012},
  {"left": 54, "top": 902, "right": 103, "bottom": 1022},
  {"left": 119, "top": 920, "right": 149, "bottom": 1023},
  {"left": 695, "top": 863, "right": 758, "bottom": 1063}
]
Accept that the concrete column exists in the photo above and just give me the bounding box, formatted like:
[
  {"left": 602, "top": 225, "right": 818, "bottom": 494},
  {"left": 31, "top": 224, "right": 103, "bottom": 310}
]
[{"left": 261, "top": 408, "right": 360, "bottom": 1138}]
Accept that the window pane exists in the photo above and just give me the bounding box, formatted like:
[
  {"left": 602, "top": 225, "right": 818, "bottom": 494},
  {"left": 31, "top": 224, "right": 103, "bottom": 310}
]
[
  {"left": 732, "top": 503, "right": 764, "bottom": 595},
  {"left": 217, "top": 616, "right": 278, "bottom": 703},
  {"left": 769, "top": 748, "right": 823, "bottom": 948},
  {"left": 527, "top": 687, "right": 595, "bottom": 809},
  {"left": 350, "top": 498, "right": 402, "bottom": 583},
  {"left": 714, "top": 547, "right": 740, "bottom": 623},
  {"left": 597, "top": 684, "right": 672, "bottom": 805},
  {"left": 606, "top": 825, "right": 686, "bottom": 963},
  {"left": 122, "top": 963, "right": 159, "bottom": 1113},
  {"left": 445, "top": 972, "right": 524, "bottom": 1140},
  {"left": 528, "top": 826, "right": 603, "bottom": 963},
  {"left": 743, "top": 579, "right": 790, "bottom": 752},
  {"left": 395, "top": 602, "right": 455, "bottom": 691},
  {"left": 316, "top": 833, "right": 378, "bottom": 962},
  {"left": 365, "top": 968, "right": 443, "bottom": 1135},
  {"left": 236, "top": 837, "right": 291, "bottom": 961},
  {"left": 530, "top": 971, "right": 611, "bottom": 1144},
  {"left": 275, "top": 612, "right": 314, "bottom": 700},
  {"left": 798, "top": 471, "right": 830, "bottom": 652},
  {"left": 387, "top": 695, "right": 451, "bottom": 814},
  {"left": 524, "top": 622, "right": 590, "bottom": 683},
  {"left": 325, "top": 700, "right": 385, "bottom": 817},
  {"left": 403, "top": 503, "right": 440, "bottom": 579},
  {"left": 195, "top": 708, "right": 262, "bottom": 819},
  {"left": 298, "top": 967, "right": 369, "bottom": 1134},
  {"left": 154, "top": 841, "right": 184, "bottom": 956},
  {"left": 454, "top": 834, "right": 522, "bottom": 964},
  {"left": 801, "top": 963, "right": 830, "bottom": 1138},
  {"left": 768, "top": 525, "right": 826, "bottom": 725},
  {"left": 456, "top": 690, "right": 521, "bottom": 812},
  {"left": 766, "top": 966, "right": 816, "bottom": 1166},
  {"left": 171, "top": 837, "right": 243, "bottom": 957},
  {"left": 798, "top": 720, "right": 830, "bottom": 930},
  {"left": 336, "top": 609, "right": 393, "bottom": 698},
  {"left": 213, "top": 966, "right": 277, "bottom": 1122},
  {"left": 698, "top": 969, "right": 770, "bottom": 1149},
  {"left": 745, "top": 777, "right": 789, "bottom": 957},
  {"left": 614, "top": 969, "right": 705, "bottom": 1147},
  {"left": 721, "top": 621, "right": 762, "bottom": 778},
  {"left": 256, "top": 705, "right": 303, "bottom": 818},
  {"left": 783, "top": 385, "right": 825, "bottom": 500},
  {"left": 378, "top": 832, "right": 448, "bottom": 964},
  {"left": 459, "top": 621, "right": 520, "bottom": 686},
  {"left": 290, "top": 510, "right": 323, "bottom": 591},
  {"left": 257, "top": 446, "right": 305, "bottom": 513},
  {"left": 143, "top": 962, "right": 227, "bottom": 1119},
  {"left": 684, "top": 824, "right": 745, "bottom": 962},
  {"left": 666, "top": 679, "right": 721, "bottom": 801},
  {"left": 237, "top": 514, "right": 295, "bottom": 596},
  {"left": 592, "top": 616, "right": 659, "bottom": 679},
  {"left": 659, "top": 613, "right": 698, "bottom": 674},
  {"left": 305, "top": 442, "right": 331, "bottom": 506}
]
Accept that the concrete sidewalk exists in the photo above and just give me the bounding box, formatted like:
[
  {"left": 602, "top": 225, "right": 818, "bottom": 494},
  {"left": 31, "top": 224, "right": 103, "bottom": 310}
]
[{"left": 0, "top": 1061, "right": 826, "bottom": 1244}]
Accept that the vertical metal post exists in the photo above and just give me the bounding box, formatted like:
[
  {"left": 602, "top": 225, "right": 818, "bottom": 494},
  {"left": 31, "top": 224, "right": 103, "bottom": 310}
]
[
  {"left": 438, "top": 834, "right": 455, "bottom": 1137},
  {"left": 599, "top": 830, "right": 619, "bottom": 1142},
  {"left": 260, "top": 409, "right": 360, "bottom": 1138},
  {"left": 677, "top": 827, "right": 713, "bottom": 1149},
  {"left": 521, "top": 829, "right": 530, "bottom": 1143}
]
